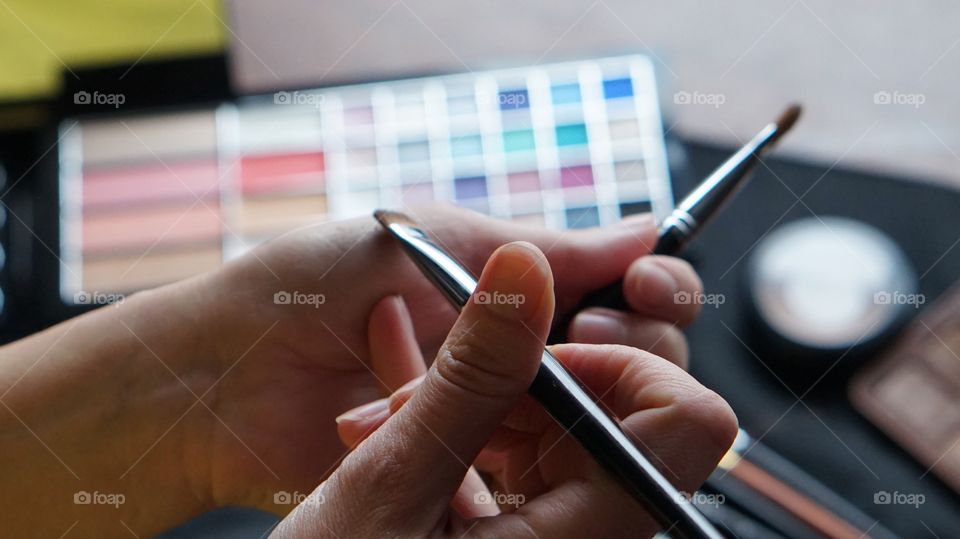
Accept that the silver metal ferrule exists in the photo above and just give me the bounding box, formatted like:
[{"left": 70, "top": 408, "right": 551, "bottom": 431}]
[{"left": 661, "top": 210, "right": 698, "bottom": 236}]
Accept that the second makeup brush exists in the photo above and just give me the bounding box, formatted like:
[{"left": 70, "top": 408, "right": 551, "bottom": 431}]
[{"left": 549, "top": 104, "right": 801, "bottom": 342}]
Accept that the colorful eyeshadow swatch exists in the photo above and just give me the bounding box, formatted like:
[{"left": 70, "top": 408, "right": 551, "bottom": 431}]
[
  {"left": 58, "top": 110, "right": 223, "bottom": 297},
  {"left": 58, "top": 55, "right": 673, "bottom": 300}
]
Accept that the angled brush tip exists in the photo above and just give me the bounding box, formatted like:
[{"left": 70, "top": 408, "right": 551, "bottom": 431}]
[
  {"left": 374, "top": 209, "right": 418, "bottom": 229},
  {"left": 775, "top": 103, "right": 802, "bottom": 134}
]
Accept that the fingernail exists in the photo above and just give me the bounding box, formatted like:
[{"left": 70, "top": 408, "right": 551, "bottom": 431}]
[
  {"left": 472, "top": 242, "right": 550, "bottom": 320},
  {"left": 572, "top": 311, "right": 626, "bottom": 343},
  {"left": 335, "top": 398, "right": 389, "bottom": 424},
  {"left": 633, "top": 258, "right": 680, "bottom": 306}
]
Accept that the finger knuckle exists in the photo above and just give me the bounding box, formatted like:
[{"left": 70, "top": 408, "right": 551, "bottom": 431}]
[
  {"left": 676, "top": 388, "right": 739, "bottom": 452},
  {"left": 436, "top": 336, "right": 529, "bottom": 399},
  {"left": 358, "top": 448, "right": 410, "bottom": 490}
]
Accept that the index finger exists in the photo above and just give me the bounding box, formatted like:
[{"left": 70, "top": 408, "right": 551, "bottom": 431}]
[
  {"left": 551, "top": 343, "right": 735, "bottom": 435},
  {"left": 468, "top": 344, "right": 738, "bottom": 538}
]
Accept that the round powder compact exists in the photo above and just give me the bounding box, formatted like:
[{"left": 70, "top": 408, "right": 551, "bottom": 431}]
[{"left": 746, "top": 217, "right": 918, "bottom": 376}]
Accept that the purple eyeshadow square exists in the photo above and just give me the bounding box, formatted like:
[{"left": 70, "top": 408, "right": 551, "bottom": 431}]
[
  {"left": 560, "top": 166, "right": 594, "bottom": 188},
  {"left": 455, "top": 176, "right": 488, "bottom": 199},
  {"left": 344, "top": 106, "right": 374, "bottom": 124}
]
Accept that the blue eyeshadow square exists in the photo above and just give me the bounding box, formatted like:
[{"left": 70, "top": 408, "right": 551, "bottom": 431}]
[
  {"left": 555, "top": 123, "right": 588, "bottom": 146},
  {"left": 603, "top": 78, "right": 634, "bottom": 99},
  {"left": 551, "top": 83, "right": 581, "bottom": 104},
  {"left": 397, "top": 140, "right": 430, "bottom": 162},
  {"left": 499, "top": 89, "right": 529, "bottom": 110}
]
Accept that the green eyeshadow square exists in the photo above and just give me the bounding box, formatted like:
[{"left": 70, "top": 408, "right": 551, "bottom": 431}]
[
  {"left": 555, "top": 124, "right": 588, "bottom": 146},
  {"left": 502, "top": 129, "right": 536, "bottom": 152}
]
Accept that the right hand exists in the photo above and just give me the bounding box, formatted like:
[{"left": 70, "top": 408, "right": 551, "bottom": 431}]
[
  {"left": 195, "top": 204, "right": 706, "bottom": 512},
  {"left": 273, "top": 242, "right": 737, "bottom": 537}
]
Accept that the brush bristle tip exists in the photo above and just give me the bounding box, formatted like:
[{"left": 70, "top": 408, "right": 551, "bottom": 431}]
[{"left": 775, "top": 104, "right": 802, "bottom": 133}]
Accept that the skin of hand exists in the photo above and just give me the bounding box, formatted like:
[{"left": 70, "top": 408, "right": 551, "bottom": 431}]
[
  {"left": 0, "top": 204, "right": 707, "bottom": 536},
  {"left": 272, "top": 241, "right": 738, "bottom": 538},
  {"left": 203, "top": 204, "right": 706, "bottom": 514}
]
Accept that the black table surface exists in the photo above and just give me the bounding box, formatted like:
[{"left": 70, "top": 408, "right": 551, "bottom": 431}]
[
  {"left": 677, "top": 139, "right": 960, "bottom": 538},
  {"left": 161, "top": 138, "right": 960, "bottom": 537}
]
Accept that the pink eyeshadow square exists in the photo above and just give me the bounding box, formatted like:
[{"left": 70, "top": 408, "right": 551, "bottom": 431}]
[
  {"left": 508, "top": 172, "right": 540, "bottom": 193},
  {"left": 402, "top": 183, "right": 434, "bottom": 204},
  {"left": 560, "top": 166, "right": 593, "bottom": 188}
]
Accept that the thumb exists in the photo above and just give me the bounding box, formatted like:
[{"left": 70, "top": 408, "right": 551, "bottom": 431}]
[{"left": 327, "top": 241, "right": 554, "bottom": 526}]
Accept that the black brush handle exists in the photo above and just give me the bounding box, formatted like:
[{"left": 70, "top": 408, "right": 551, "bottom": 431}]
[{"left": 530, "top": 350, "right": 723, "bottom": 539}]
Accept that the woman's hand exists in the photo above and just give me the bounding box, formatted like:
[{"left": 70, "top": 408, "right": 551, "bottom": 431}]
[
  {"left": 201, "top": 204, "right": 706, "bottom": 514},
  {"left": 272, "top": 242, "right": 736, "bottom": 538},
  {"left": 0, "top": 204, "right": 707, "bottom": 536}
]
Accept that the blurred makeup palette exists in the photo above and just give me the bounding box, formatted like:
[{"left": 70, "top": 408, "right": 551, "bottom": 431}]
[{"left": 57, "top": 55, "right": 673, "bottom": 300}]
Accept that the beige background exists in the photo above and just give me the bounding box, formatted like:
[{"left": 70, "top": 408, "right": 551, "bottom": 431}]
[{"left": 227, "top": 0, "right": 960, "bottom": 188}]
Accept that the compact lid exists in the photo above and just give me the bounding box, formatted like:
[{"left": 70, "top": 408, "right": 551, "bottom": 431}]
[{"left": 748, "top": 217, "right": 917, "bottom": 350}]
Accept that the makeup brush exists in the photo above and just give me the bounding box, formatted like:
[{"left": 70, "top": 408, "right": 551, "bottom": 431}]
[
  {"left": 550, "top": 104, "right": 801, "bottom": 342},
  {"left": 707, "top": 429, "right": 897, "bottom": 539},
  {"left": 375, "top": 209, "right": 724, "bottom": 539}
]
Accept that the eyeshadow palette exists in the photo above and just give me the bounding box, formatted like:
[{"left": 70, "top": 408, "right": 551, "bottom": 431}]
[
  {"left": 57, "top": 55, "right": 673, "bottom": 301},
  {"left": 851, "top": 283, "right": 960, "bottom": 495}
]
